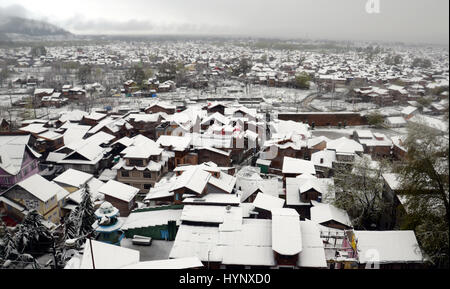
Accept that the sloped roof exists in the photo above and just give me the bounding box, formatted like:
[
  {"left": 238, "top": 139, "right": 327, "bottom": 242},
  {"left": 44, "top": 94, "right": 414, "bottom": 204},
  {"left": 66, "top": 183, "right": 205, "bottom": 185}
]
[
  {"left": 271, "top": 208, "right": 302, "bottom": 256},
  {"left": 98, "top": 180, "right": 139, "bottom": 202},
  {"left": 354, "top": 230, "right": 423, "bottom": 264}
]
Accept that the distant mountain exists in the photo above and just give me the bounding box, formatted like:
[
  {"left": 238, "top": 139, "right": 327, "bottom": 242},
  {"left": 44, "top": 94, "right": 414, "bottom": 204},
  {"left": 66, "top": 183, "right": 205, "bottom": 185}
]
[{"left": 0, "top": 16, "right": 72, "bottom": 39}]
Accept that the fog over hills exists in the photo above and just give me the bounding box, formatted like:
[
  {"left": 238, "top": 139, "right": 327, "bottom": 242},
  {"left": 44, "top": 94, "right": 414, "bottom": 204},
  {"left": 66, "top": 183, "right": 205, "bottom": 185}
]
[{"left": 0, "top": 16, "right": 72, "bottom": 40}]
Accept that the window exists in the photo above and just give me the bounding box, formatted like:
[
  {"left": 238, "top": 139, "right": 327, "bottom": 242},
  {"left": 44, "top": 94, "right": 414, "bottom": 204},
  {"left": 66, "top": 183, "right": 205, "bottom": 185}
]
[
  {"left": 121, "top": 170, "right": 130, "bottom": 177},
  {"left": 143, "top": 172, "right": 151, "bottom": 178},
  {"left": 129, "top": 159, "right": 143, "bottom": 166},
  {"left": 144, "top": 184, "right": 152, "bottom": 190}
]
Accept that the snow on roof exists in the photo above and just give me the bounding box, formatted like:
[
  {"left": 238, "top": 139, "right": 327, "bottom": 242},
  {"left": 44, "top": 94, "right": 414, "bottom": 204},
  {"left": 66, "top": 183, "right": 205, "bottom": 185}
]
[
  {"left": 53, "top": 168, "right": 93, "bottom": 188},
  {"left": 207, "top": 172, "right": 236, "bottom": 194},
  {"left": 180, "top": 205, "right": 242, "bottom": 224},
  {"left": 282, "top": 157, "right": 316, "bottom": 175},
  {"left": 401, "top": 106, "right": 418, "bottom": 115},
  {"left": 59, "top": 110, "right": 89, "bottom": 123},
  {"left": 271, "top": 208, "right": 302, "bottom": 256},
  {"left": 14, "top": 174, "right": 64, "bottom": 202},
  {"left": 354, "top": 129, "right": 373, "bottom": 139},
  {"left": 63, "top": 125, "right": 91, "bottom": 146},
  {"left": 326, "top": 137, "right": 363, "bottom": 154},
  {"left": 121, "top": 209, "right": 183, "bottom": 230},
  {"left": 169, "top": 225, "right": 223, "bottom": 262},
  {"left": 270, "top": 119, "right": 310, "bottom": 138},
  {"left": 183, "top": 193, "right": 240, "bottom": 206},
  {"left": 126, "top": 113, "right": 161, "bottom": 123},
  {"left": 201, "top": 112, "right": 230, "bottom": 126},
  {"left": 310, "top": 201, "right": 352, "bottom": 228},
  {"left": 156, "top": 135, "right": 191, "bottom": 151},
  {"left": 172, "top": 166, "right": 211, "bottom": 194},
  {"left": 98, "top": 180, "right": 139, "bottom": 203},
  {"left": 298, "top": 220, "right": 327, "bottom": 268},
  {"left": 199, "top": 146, "right": 231, "bottom": 157},
  {"left": 84, "top": 112, "right": 107, "bottom": 121},
  {"left": 120, "top": 257, "right": 203, "bottom": 269},
  {"left": 79, "top": 239, "right": 140, "bottom": 269},
  {"left": 382, "top": 173, "right": 402, "bottom": 191},
  {"left": 121, "top": 143, "right": 163, "bottom": 159},
  {"left": 307, "top": 136, "right": 330, "bottom": 148},
  {"left": 386, "top": 116, "right": 407, "bottom": 125},
  {"left": 311, "top": 150, "right": 336, "bottom": 169},
  {"left": 46, "top": 152, "right": 66, "bottom": 163},
  {"left": 408, "top": 114, "right": 449, "bottom": 132},
  {"left": 219, "top": 219, "right": 275, "bottom": 266},
  {"left": 19, "top": 123, "right": 48, "bottom": 134},
  {"left": 354, "top": 230, "right": 423, "bottom": 264},
  {"left": 252, "top": 192, "right": 285, "bottom": 211},
  {"left": 0, "top": 138, "right": 40, "bottom": 176}
]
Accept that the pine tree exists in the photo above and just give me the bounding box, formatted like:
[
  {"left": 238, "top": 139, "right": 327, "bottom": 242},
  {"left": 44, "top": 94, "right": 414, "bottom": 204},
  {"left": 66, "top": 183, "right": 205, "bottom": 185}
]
[{"left": 64, "top": 186, "right": 96, "bottom": 240}]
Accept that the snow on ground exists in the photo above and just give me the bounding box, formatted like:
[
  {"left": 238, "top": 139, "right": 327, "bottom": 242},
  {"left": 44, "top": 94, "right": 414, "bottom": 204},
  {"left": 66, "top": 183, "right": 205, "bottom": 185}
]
[{"left": 120, "top": 238, "right": 174, "bottom": 262}]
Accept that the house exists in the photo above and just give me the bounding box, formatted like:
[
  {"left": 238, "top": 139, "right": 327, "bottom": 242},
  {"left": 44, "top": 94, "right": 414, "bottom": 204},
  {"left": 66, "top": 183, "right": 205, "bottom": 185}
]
[
  {"left": 0, "top": 133, "right": 41, "bottom": 191},
  {"left": 113, "top": 137, "right": 167, "bottom": 193},
  {"left": 197, "top": 147, "right": 231, "bottom": 167},
  {"left": 204, "top": 102, "right": 226, "bottom": 115},
  {"left": 285, "top": 175, "right": 334, "bottom": 219},
  {"left": 261, "top": 137, "right": 307, "bottom": 173},
  {"left": 385, "top": 116, "right": 407, "bottom": 128},
  {"left": 123, "top": 80, "right": 138, "bottom": 94},
  {"left": 381, "top": 173, "right": 407, "bottom": 229},
  {"left": 67, "top": 87, "right": 86, "bottom": 100},
  {"left": 125, "top": 113, "right": 164, "bottom": 139},
  {"left": 169, "top": 203, "right": 326, "bottom": 269},
  {"left": 144, "top": 102, "right": 176, "bottom": 115},
  {"left": 271, "top": 208, "right": 302, "bottom": 268},
  {"left": 310, "top": 150, "right": 336, "bottom": 178},
  {"left": 80, "top": 112, "right": 108, "bottom": 127},
  {"left": 326, "top": 137, "right": 363, "bottom": 164},
  {"left": 282, "top": 157, "right": 316, "bottom": 180},
  {"left": 18, "top": 123, "right": 65, "bottom": 155},
  {"left": 121, "top": 257, "right": 203, "bottom": 269},
  {"left": 98, "top": 180, "right": 139, "bottom": 217},
  {"left": 353, "top": 230, "right": 424, "bottom": 269},
  {"left": 0, "top": 119, "right": 10, "bottom": 132},
  {"left": 34, "top": 88, "right": 54, "bottom": 99},
  {"left": 65, "top": 239, "right": 140, "bottom": 269},
  {"left": 353, "top": 130, "right": 392, "bottom": 159},
  {"left": 156, "top": 135, "right": 194, "bottom": 170},
  {"left": 252, "top": 192, "right": 285, "bottom": 219},
  {"left": 401, "top": 106, "right": 418, "bottom": 120},
  {"left": 121, "top": 205, "right": 182, "bottom": 240},
  {"left": 0, "top": 174, "right": 65, "bottom": 224},
  {"left": 310, "top": 201, "right": 352, "bottom": 230},
  {"left": 54, "top": 131, "right": 115, "bottom": 175},
  {"left": 86, "top": 116, "right": 132, "bottom": 142}
]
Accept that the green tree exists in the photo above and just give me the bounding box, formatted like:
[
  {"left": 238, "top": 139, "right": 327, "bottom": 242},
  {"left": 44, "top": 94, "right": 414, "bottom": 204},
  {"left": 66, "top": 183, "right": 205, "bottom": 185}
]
[
  {"left": 295, "top": 72, "right": 311, "bottom": 89},
  {"left": 30, "top": 46, "right": 47, "bottom": 58},
  {"left": 412, "top": 58, "right": 432, "bottom": 69},
  {"left": 366, "top": 111, "right": 385, "bottom": 128},
  {"left": 332, "top": 156, "right": 390, "bottom": 229},
  {"left": 416, "top": 97, "right": 432, "bottom": 109},
  {"left": 77, "top": 65, "right": 92, "bottom": 84},
  {"left": 233, "top": 57, "right": 252, "bottom": 76},
  {"left": 0, "top": 66, "right": 10, "bottom": 88},
  {"left": 394, "top": 122, "right": 449, "bottom": 268}
]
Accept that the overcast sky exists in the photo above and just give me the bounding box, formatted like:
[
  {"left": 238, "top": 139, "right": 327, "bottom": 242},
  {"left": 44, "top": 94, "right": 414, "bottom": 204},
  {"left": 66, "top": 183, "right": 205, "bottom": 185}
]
[{"left": 0, "top": 0, "right": 448, "bottom": 44}]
